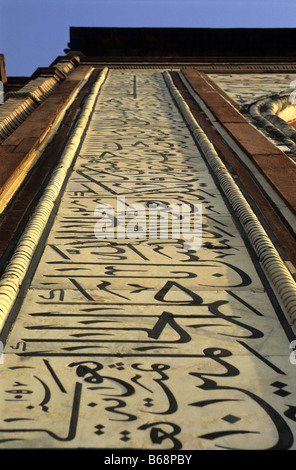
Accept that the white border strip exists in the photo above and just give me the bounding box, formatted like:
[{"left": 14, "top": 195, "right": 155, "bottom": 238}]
[
  {"left": 163, "top": 71, "right": 296, "bottom": 327},
  {"left": 0, "top": 67, "right": 108, "bottom": 333},
  {"left": 178, "top": 72, "right": 296, "bottom": 235}
]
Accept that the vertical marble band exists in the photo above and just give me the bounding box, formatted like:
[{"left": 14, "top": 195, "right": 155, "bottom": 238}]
[
  {"left": 0, "top": 67, "right": 109, "bottom": 333},
  {"left": 163, "top": 71, "right": 296, "bottom": 327}
]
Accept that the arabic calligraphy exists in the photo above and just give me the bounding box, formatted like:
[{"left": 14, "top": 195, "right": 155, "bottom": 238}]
[{"left": 1, "top": 70, "right": 296, "bottom": 450}]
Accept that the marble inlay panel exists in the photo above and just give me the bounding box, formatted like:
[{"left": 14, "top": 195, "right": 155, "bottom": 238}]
[{"left": 1, "top": 70, "right": 296, "bottom": 450}]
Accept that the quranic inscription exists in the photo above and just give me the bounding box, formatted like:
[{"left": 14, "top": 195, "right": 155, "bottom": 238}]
[{"left": 1, "top": 71, "right": 296, "bottom": 450}]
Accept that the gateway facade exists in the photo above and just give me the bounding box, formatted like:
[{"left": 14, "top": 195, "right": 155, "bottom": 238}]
[{"left": 0, "top": 28, "right": 296, "bottom": 450}]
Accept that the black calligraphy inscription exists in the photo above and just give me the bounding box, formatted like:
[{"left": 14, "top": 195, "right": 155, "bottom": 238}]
[{"left": 1, "top": 70, "right": 295, "bottom": 450}]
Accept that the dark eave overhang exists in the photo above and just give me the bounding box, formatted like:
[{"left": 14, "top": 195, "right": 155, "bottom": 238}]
[{"left": 67, "top": 27, "right": 296, "bottom": 63}]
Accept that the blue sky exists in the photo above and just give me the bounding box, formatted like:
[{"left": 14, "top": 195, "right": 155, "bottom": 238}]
[{"left": 1, "top": 0, "right": 296, "bottom": 76}]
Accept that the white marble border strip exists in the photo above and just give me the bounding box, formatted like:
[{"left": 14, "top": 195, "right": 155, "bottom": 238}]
[
  {"left": 178, "top": 73, "right": 296, "bottom": 237},
  {"left": 163, "top": 71, "right": 296, "bottom": 328},
  {"left": 0, "top": 67, "right": 109, "bottom": 334}
]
